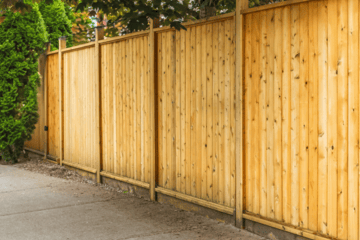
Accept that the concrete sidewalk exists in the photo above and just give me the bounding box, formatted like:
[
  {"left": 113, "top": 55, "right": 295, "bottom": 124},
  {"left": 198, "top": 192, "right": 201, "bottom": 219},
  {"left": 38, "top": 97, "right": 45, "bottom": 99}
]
[{"left": 0, "top": 165, "right": 265, "bottom": 240}]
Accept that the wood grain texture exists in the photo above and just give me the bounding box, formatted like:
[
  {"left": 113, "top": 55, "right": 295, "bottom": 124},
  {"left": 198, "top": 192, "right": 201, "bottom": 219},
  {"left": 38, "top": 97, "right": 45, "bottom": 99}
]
[
  {"left": 348, "top": 0, "right": 359, "bottom": 239},
  {"left": 100, "top": 36, "right": 151, "bottom": 183},
  {"left": 47, "top": 54, "right": 60, "bottom": 157},
  {"left": 242, "top": 0, "right": 360, "bottom": 239},
  {"left": 63, "top": 47, "right": 98, "bottom": 169},
  {"left": 156, "top": 17, "right": 236, "bottom": 208}
]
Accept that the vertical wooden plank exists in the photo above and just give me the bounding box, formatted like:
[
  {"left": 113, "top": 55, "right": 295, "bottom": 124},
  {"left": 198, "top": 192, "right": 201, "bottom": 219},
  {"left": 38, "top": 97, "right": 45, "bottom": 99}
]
[
  {"left": 337, "top": 0, "right": 348, "bottom": 238},
  {"left": 116, "top": 42, "right": 123, "bottom": 175},
  {"left": 149, "top": 20, "right": 156, "bottom": 200},
  {"left": 85, "top": 48, "right": 90, "bottom": 168},
  {"left": 251, "top": 12, "right": 260, "bottom": 214},
  {"left": 158, "top": 34, "right": 163, "bottom": 186},
  {"left": 72, "top": 51, "right": 76, "bottom": 164},
  {"left": 176, "top": 29, "right": 181, "bottom": 192},
  {"left": 235, "top": 0, "right": 246, "bottom": 225},
  {"left": 219, "top": 21, "right": 226, "bottom": 206},
  {"left": 274, "top": 7, "right": 283, "bottom": 222},
  {"left": 327, "top": 0, "right": 338, "bottom": 236},
  {"left": 308, "top": 0, "right": 319, "bottom": 232},
  {"left": 200, "top": 24, "right": 207, "bottom": 200},
  {"left": 142, "top": 37, "right": 146, "bottom": 180},
  {"left": 244, "top": 14, "right": 252, "bottom": 212},
  {"left": 76, "top": 50, "right": 80, "bottom": 165},
  {"left": 267, "top": 9, "right": 275, "bottom": 220},
  {"left": 348, "top": 0, "right": 359, "bottom": 238},
  {"left": 194, "top": 25, "right": 202, "bottom": 198},
  {"left": 140, "top": 37, "right": 145, "bottom": 181},
  {"left": 318, "top": 0, "right": 328, "bottom": 234},
  {"left": 109, "top": 44, "right": 115, "bottom": 173},
  {"left": 131, "top": 38, "right": 139, "bottom": 179},
  {"left": 206, "top": 23, "right": 213, "bottom": 201},
  {"left": 259, "top": 10, "right": 268, "bottom": 218},
  {"left": 59, "top": 37, "right": 66, "bottom": 166},
  {"left": 224, "top": 19, "right": 231, "bottom": 207},
  {"left": 166, "top": 31, "right": 173, "bottom": 188},
  {"left": 229, "top": 18, "right": 236, "bottom": 208},
  {"left": 90, "top": 48, "right": 94, "bottom": 168},
  {"left": 161, "top": 32, "right": 168, "bottom": 187},
  {"left": 105, "top": 45, "right": 110, "bottom": 171},
  {"left": 102, "top": 45, "right": 107, "bottom": 171},
  {"left": 185, "top": 28, "right": 192, "bottom": 195},
  {"left": 180, "top": 29, "right": 187, "bottom": 194},
  {"left": 69, "top": 52, "right": 74, "bottom": 164},
  {"left": 290, "top": 5, "right": 300, "bottom": 227},
  {"left": 126, "top": 39, "right": 131, "bottom": 178},
  {"left": 48, "top": 54, "right": 60, "bottom": 159},
  {"left": 145, "top": 35, "right": 151, "bottom": 183},
  {"left": 79, "top": 49, "right": 83, "bottom": 166},
  {"left": 95, "top": 28, "right": 104, "bottom": 182},
  {"left": 83, "top": 49, "right": 87, "bottom": 167},
  {"left": 212, "top": 22, "right": 220, "bottom": 204},
  {"left": 136, "top": 38, "right": 142, "bottom": 181},
  {"left": 299, "top": 3, "right": 309, "bottom": 230},
  {"left": 138, "top": 38, "right": 142, "bottom": 180},
  {"left": 282, "top": 6, "right": 291, "bottom": 224},
  {"left": 130, "top": 38, "right": 135, "bottom": 179},
  {"left": 171, "top": 31, "right": 176, "bottom": 190},
  {"left": 123, "top": 40, "right": 128, "bottom": 177},
  {"left": 117, "top": 46, "right": 123, "bottom": 176},
  {"left": 113, "top": 44, "right": 118, "bottom": 174},
  {"left": 92, "top": 47, "right": 96, "bottom": 169},
  {"left": 83, "top": 49, "right": 88, "bottom": 167}
]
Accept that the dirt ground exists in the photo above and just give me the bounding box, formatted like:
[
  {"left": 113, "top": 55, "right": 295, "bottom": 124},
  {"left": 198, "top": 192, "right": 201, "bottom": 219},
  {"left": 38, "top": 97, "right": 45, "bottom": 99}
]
[
  {"left": 1, "top": 152, "right": 95, "bottom": 184},
  {"left": 0, "top": 151, "right": 266, "bottom": 240}
]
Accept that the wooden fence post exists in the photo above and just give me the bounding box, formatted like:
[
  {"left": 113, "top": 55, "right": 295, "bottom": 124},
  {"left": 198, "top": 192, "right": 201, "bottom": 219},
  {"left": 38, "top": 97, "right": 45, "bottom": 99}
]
[
  {"left": 95, "top": 27, "right": 105, "bottom": 183},
  {"left": 235, "top": 0, "right": 247, "bottom": 228},
  {"left": 58, "top": 37, "right": 66, "bottom": 166},
  {"left": 149, "top": 19, "right": 156, "bottom": 201},
  {"left": 43, "top": 43, "right": 51, "bottom": 161}
]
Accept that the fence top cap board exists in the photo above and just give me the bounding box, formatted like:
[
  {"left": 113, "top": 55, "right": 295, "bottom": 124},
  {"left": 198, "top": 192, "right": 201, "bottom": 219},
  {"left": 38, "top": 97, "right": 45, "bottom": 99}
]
[{"left": 241, "top": 0, "right": 314, "bottom": 14}]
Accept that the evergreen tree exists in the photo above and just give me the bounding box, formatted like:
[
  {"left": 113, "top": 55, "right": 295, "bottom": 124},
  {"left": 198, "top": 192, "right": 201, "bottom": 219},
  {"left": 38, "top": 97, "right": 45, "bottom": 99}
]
[
  {"left": 39, "top": 0, "right": 75, "bottom": 50},
  {"left": 0, "top": 4, "right": 48, "bottom": 163}
]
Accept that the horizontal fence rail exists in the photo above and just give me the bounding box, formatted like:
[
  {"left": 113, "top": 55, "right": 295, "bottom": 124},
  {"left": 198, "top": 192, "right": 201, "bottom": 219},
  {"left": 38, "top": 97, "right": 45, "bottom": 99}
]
[{"left": 24, "top": 0, "right": 360, "bottom": 239}]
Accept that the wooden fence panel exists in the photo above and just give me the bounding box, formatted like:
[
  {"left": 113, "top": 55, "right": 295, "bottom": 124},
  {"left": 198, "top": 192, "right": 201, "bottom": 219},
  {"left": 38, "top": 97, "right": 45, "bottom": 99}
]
[
  {"left": 156, "top": 16, "right": 236, "bottom": 208},
  {"left": 62, "top": 47, "right": 98, "bottom": 169},
  {"left": 47, "top": 53, "right": 60, "bottom": 158},
  {"left": 101, "top": 35, "right": 151, "bottom": 183},
  {"left": 24, "top": 51, "right": 47, "bottom": 152},
  {"left": 242, "top": 0, "right": 360, "bottom": 239}
]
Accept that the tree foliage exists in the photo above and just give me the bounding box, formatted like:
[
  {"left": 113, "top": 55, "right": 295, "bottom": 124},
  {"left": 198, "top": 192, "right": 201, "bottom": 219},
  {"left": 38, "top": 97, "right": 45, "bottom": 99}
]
[
  {"left": 71, "top": 0, "right": 197, "bottom": 32},
  {"left": 0, "top": 4, "right": 48, "bottom": 162},
  {"left": 1, "top": 0, "right": 286, "bottom": 34},
  {"left": 39, "top": 0, "right": 75, "bottom": 50},
  {"left": 70, "top": 6, "right": 95, "bottom": 45}
]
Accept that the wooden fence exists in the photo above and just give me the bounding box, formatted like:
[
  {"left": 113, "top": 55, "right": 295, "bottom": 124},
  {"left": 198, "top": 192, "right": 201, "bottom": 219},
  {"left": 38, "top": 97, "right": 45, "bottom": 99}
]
[{"left": 24, "top": 0, "right": 360, "bottom": 239}]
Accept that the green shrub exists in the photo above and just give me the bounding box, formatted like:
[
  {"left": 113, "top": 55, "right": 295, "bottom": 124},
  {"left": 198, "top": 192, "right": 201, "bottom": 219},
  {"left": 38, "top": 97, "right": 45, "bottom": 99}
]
[
  {"left": 39, "top": 0, "right": 74, "bottom": 50},
  {"left": 0, "top": 4, "right": 48, "bottom": 163}
]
